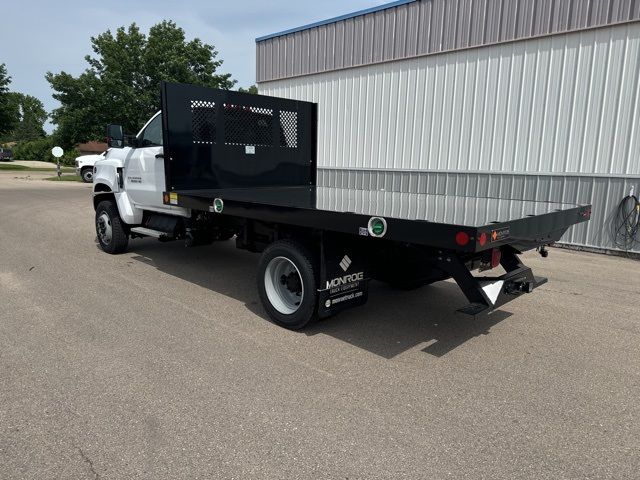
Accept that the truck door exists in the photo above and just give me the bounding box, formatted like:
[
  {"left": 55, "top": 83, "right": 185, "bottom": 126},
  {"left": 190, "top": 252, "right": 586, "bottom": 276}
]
[{"left": 124, "top": 113, "right": 166, "bottom": 208}]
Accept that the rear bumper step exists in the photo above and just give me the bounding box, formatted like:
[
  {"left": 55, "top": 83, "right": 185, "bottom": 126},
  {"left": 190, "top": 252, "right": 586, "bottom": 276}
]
[
  {"left": 434, "top": 248, "right": 549, "bottom": 317},
  {"left": 457, "top": 274, "right": 547, "bottom": 316}
]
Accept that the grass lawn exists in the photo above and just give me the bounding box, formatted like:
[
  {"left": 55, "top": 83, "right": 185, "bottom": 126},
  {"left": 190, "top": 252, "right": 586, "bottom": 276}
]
[
  {"left": 0, "top": 164, "right": 75, "bottom": 173},
  {"left": 44, "top": 175, "right": 83, "bottom": 182}
]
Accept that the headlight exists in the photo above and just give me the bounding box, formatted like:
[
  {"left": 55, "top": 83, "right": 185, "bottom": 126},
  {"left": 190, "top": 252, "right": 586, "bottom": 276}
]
[{"left": 75, "top": 160, "right": 79, "bottom": 167}]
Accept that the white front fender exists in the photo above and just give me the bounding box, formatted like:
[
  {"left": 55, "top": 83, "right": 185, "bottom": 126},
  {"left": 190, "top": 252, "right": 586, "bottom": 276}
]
[
  {"left": 115, "top": 191, "right": 142, "bottom": 224},
  {"left": 93, "top": 162, "right": 119, "bottom": 193},
  {"left": 93, "top": 163, "right": 143, "bottom": 224}
]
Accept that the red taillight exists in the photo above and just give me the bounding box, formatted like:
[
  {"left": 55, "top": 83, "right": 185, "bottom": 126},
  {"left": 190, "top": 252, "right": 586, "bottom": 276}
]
[
  {"left": 455, "top": 231, "right": 470, "bottom": 246},
  {"left": 491, "top": 248, "right": 502, "bottom": 269},
  {"left": 479, "top": 232, "right": 487, "bottom": 246}
]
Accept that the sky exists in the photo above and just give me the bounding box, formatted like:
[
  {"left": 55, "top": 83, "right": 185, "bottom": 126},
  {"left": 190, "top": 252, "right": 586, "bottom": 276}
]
[{"left": 1, "top": 0, "right": 390, "bottom": 133}]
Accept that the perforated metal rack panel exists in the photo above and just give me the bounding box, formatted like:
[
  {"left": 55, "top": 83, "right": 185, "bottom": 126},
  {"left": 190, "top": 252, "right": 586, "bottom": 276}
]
[{"left": 161, "top": 82, "right": 317, "bottom": 191}]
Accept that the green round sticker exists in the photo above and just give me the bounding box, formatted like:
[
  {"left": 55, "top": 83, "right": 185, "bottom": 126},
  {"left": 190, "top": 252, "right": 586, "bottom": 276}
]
[{"left": 371, "top": 219, "right": 385, "bottom": 236}]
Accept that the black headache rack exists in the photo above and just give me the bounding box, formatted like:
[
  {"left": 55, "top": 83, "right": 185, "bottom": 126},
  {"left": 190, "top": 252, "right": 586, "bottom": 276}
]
[
  {"left": 160, "top": 82, "right": 317, "bottom": 191},
  {"left": 160, "top": 82, "right": 592, "bottom": 319}
]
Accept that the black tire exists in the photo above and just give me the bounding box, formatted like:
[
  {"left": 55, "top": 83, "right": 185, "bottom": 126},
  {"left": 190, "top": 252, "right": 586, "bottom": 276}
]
[
  {"left": 81, "top": 167, "right": 94, "bottom": 183},
  {"left": 95, "top": 200, "right": 129, "bottom": 254},
  {"left": 257, "top": 240, "right": 318, "bottom": 330}
]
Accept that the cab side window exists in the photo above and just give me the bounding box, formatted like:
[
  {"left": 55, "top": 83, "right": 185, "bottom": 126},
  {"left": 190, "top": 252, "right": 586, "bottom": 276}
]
[{"left": 139, "top": 115, "right": 163, "bottom": 147}]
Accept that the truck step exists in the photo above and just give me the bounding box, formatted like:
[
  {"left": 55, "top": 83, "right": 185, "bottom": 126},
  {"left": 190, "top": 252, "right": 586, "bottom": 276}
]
[
  {"left": 130, "top": 226, "right": 174, "bottom": 240},
  {"left": 457, "top": 302, "right": 491, "bottom": 316}
]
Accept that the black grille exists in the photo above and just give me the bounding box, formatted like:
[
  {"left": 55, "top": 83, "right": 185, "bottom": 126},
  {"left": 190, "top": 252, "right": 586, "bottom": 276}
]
[
  {"left": 191, "top": 100, "right": 216, "bottom": 144},
  {"left": 279, "top": 111, "right": 298, "bottom": 148},
  {"left": 224, "top": 105, "right": 274, "bottom": 146}
]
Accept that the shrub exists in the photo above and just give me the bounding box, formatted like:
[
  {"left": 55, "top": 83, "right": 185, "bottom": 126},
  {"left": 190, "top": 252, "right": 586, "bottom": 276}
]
[
  {"left": 59, "top": 147, "right": 80, "bottom": 166},
  {"left": 12, "top": 138, "right": 80, "bottom": 166},
  {"left": 12, "top": 137, "right": 53, "bottom": 161}
]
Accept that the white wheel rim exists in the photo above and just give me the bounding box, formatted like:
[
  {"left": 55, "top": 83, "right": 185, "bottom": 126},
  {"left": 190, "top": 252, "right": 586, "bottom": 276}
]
[
  {"left": 264, "top": 256, "right": 304, "bottom": 315},
  {"left": 84, "top": 170, "right": 93, "bottom": 181}
]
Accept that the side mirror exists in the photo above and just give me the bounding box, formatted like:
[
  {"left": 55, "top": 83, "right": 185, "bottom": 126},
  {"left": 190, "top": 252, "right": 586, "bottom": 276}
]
[{"left": 107, "top": 124, "right": 124, "bottom": 148}]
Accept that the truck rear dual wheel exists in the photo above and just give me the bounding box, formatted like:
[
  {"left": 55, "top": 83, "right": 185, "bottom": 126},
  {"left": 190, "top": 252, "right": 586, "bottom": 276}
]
[
  {"left": 257, "top": 240, "right": 318, "bottom": 330},
  {"left": 95, "top": 200, "right": 129, "bottom": 254}
]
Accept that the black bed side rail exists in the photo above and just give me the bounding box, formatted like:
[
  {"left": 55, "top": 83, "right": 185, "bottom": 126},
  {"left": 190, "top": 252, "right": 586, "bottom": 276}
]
[{"left": 434, "top": 247, "right": 547, "bottom": 316}]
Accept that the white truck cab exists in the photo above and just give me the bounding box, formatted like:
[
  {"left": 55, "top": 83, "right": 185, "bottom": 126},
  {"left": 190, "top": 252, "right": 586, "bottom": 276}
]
[
  {"left": 92, "top": 111, "right": 193, "bottom": 253},
  {"left": 75, "top": 151, "right": 106, "bottom": 182},
  {"left": 94, "top": 112, "right": 190, "bottom": 223}
]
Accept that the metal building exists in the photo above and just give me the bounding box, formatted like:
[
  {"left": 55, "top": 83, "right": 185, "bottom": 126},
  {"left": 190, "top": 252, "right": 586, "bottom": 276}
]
[{"left": 256, "top": 0, "right": 640, "bottom": 254}]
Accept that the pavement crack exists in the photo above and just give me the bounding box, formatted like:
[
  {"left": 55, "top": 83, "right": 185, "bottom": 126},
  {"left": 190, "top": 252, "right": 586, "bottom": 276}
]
[{"left": 77, "top": 447, "right": 100, "bottom": 479}]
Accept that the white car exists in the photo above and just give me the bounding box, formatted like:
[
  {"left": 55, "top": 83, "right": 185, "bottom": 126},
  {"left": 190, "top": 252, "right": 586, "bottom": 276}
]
[{"left": 75, "top": 151, "right": 106, "bottom": 183}]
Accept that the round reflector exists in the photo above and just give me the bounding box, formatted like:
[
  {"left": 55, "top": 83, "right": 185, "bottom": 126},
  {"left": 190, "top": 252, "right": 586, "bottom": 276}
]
[{"left": 455, "top": 231, "right": 470, "bottom": 246}]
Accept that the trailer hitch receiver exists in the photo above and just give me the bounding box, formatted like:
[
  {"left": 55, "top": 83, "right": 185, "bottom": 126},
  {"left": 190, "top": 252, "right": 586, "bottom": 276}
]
[{"left": 504, "top": 278, "right": 534, "bottom": 295}]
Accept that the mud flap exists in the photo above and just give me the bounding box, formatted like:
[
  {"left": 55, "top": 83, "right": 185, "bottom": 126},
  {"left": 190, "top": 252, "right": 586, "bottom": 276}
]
[{"left": 317, "top": 232, "right": 370, "bottom": 318}]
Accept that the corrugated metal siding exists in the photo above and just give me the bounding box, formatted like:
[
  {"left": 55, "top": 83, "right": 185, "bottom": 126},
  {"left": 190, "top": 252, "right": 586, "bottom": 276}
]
[
  {"left": 317, "top": 169, "right": 640, "bottom": 253},
  {"left": 260, "top": 23, "right": 640, "bottom": 176},
  {"left": 256, "top": 0, "right": 640, "bottom": 82},
  {"left": 260, "top": 23, "right": 640, "bottom": 253}
]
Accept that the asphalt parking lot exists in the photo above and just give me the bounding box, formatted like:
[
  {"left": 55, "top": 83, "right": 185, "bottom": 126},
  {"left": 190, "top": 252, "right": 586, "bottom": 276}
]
[{"left": 1, "top": 171, "right": 639, "bottom": 479}]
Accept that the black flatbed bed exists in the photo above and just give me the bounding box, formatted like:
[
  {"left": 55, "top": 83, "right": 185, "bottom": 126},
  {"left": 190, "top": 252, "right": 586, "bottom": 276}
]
[{"left": 169, "top": 185, "right": 590, "bottom": 253}]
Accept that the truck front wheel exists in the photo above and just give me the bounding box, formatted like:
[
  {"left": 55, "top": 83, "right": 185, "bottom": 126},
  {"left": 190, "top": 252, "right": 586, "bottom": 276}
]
[
  {"left": 95, "top": 200, "right": 129, "bottom": 254},
  {"left": 257, "top": 240, "right": 318, "bottom": 330}
]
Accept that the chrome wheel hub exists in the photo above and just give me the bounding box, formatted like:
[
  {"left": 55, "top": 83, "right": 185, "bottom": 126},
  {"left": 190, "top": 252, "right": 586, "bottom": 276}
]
[{"left": 96, "top": 212, "right": 112, "bottom": 245}]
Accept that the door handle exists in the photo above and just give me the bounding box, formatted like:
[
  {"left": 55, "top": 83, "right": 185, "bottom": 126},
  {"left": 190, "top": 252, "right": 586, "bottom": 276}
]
[{"left": 155, "top": 153, "right": 164, "bottom": 159}]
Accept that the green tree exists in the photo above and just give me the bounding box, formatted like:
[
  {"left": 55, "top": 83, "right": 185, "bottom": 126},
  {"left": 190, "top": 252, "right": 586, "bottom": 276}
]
[
  {"left": 46, "top": 21, "right": 236, "bottom": 148},
  {"left": 0, "top": 63, "right": 17, "bottom": 136},
  {"left": 3, "top": 93, "right": 48, "bottom": 142},
  {"left": 238, "top": 85, "right": 258, "bottom": 94}
]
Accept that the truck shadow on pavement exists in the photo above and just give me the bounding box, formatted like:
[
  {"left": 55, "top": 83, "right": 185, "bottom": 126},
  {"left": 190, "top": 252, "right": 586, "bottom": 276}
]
[
  {"left": 128, "top": 239, "right": 512, "bottom": 359},
  {"left": 305, "top": 280, "right": 512, "bottom": 358}
]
